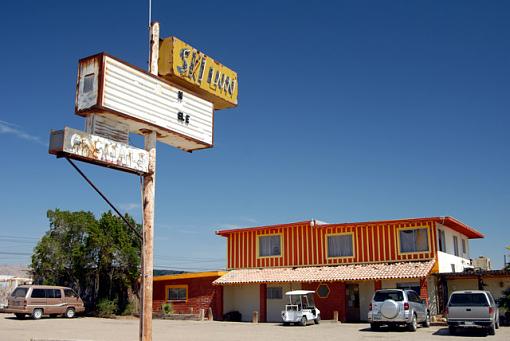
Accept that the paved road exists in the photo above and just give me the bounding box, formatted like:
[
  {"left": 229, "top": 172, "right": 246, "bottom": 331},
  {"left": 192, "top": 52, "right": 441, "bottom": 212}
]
[{"left": 1, "top": 314, "right": 509, "bottom": 341}]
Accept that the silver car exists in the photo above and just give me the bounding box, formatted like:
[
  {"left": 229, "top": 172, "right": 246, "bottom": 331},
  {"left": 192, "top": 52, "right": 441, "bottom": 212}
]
[
  {"left": 368, "top": 289, "right": 430, "bottom": 331},
  {"left": 446, "top": 290, "right": 499, "bottom": 335}
]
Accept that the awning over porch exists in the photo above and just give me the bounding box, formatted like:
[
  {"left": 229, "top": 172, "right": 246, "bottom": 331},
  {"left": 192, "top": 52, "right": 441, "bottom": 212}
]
[{"left": 213, "top": 260, "right": 435, "bottom": 285}]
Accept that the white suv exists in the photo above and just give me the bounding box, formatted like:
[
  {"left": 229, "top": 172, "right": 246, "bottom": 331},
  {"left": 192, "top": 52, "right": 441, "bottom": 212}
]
[{"left": 368, "top": 289, "right": 430, "bottom": 331}]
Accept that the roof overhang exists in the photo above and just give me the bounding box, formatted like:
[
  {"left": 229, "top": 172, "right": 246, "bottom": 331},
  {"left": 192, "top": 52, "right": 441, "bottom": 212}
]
[
  {"left": 213, "top": 260, "right": 435, "bottom": 285},
  {"left": 215, "top": 217, "right": 484, "bottom": 239},
  {"left": 153, "top": 271, "right": 226, "bottom": 282}
]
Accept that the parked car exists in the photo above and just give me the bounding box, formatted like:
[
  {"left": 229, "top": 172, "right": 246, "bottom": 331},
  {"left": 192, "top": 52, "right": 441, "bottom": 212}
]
[
  {"left": 281, "top": 290, "right": 320, "bottom": 326},
  {"left": 368, "top": 289, "right": 430, "bottom": 331},
  {"left": 3, "top": 285, "right": 85, "bottom": 320},
  {"left": 446, "top": 290, "right": 499, "bottom": 335}
]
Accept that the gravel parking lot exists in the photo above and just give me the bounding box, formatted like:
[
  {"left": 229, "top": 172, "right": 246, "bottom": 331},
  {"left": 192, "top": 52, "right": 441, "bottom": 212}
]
[{"left": 1, "top": 314, "right": 509, "bottom": 341}]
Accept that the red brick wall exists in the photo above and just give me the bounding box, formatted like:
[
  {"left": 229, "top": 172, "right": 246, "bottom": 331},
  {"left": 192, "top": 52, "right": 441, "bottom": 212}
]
[
  {"left": 302, "top": 282, "right": 346, "bottom": 321},
  {"left": 153, "top": 276, "right": 221, "bottom": 319}
]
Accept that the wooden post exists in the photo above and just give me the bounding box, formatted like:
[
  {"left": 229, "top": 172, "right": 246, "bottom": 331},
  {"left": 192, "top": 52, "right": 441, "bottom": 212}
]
[{"left": 140, "top": 21, "right": 159, "bottom": 341}]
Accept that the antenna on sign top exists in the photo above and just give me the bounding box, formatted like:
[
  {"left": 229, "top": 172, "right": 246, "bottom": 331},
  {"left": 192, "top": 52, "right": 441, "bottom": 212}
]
[
  {"left": 148, "top": 0, "right": 152, "bottom": 68},
  {"left": 148, "top": 0, "right": 152, "bottom": 28}
]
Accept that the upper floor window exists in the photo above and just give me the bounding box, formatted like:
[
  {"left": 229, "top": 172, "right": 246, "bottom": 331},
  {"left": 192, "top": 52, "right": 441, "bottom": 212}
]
[
  {"left": 453, "top": 236, "right": 459, "bottom": 256},
  {"left": 438, "top": 229, "right": 446, "bottom": 252},
  {"left": 399, "top": 227, "right": 429, "bottom": 253},
  {"left": 258, "top": 234, "right": 281, "bottom": 257},
  {"left": 327, "top": 233, "right": 354, "bottom": 258},
  {"left": 461, "top": 239, "right": 466, "bottom": 254}
]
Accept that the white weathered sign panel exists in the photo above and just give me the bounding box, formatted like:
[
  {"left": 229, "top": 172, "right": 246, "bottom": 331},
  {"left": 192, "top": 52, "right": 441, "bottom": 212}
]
[
  {"left": 75, "top": 53, "right": 214, "bottom": 152},
  {"left": 49, "top": 127, "right": 149, "bottom": 175}
]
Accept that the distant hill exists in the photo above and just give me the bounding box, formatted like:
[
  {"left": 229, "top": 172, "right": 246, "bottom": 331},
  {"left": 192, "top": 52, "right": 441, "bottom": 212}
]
[
  {"left": 153, "top": 269, "right": 186, "bottom": 276},
  {"left": 0, "top": 264, "right": 31, "bottom": 278}
]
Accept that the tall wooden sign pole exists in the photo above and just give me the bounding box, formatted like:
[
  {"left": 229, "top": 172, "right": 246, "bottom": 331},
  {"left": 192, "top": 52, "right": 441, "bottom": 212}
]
[{"left": 141, "top": 21, "right": 159, "bottom": 341}]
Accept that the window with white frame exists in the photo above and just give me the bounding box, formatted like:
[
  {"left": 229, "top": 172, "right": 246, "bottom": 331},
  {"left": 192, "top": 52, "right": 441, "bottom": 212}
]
[
  {"left": 399, "top": 228, "right": 429, "bottom": 253},
  {"left": 453, "top": 236, "right": 459, "bottom": 256},
  {"left": 267, "top": 286, "right": 283, "bottom": 300},
  {"left": 258, "top": 235, "right": 281, "bottom": 257},
  {"left": 327, "top": 234, "right": 354, "bottom": 257},
  {"left": 462, "top": 239, "right": 466, "bottom": 254}
]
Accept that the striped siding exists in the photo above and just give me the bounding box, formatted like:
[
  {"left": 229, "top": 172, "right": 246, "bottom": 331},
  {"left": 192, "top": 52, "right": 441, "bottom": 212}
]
[{"left": 226, "top": 221, "right": 436, "bottom": 269}]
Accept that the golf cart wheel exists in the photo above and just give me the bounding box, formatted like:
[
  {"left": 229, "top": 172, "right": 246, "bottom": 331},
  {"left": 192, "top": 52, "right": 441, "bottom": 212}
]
[
  {"left": 314, "top": 314, "right": 320, "bottom": 324},
  {"left": 300, "top": 316, "right": 307, "bottom": 326},
  {"left": 421, "top": 312, "right": 430, "bottom": 327}
]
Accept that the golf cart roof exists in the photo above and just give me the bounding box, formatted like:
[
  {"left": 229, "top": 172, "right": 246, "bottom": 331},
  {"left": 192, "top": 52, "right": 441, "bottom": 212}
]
[{"left": 285, "top": 290, "right": 315, "bottom": 296}]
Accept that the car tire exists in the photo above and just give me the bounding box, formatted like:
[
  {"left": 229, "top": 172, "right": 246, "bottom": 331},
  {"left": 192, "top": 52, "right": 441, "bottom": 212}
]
[
  {"left": 421, "top": 312, "right": 430, "bottom": 327},
  {"left": 407, "top": 314, "right": 417, "bottom": 332},
  {"left": 65, "top": 307, "right": 76, "bottom": 318},
  {"left": 495, "top": 320, "right": 499, "bottom": 329},
  {"left": 300, "top": 316, "right": 307, "bottom": 326},
  {"left": 32, "top": 308, "right": 43, "bottom": 320},
  {"left": 314, "top": 314, "right": 320, "bottom": 324},
  {"left": 283, "top": 322, "right": 290, "bottom": 326},
  {"left": 14, "top": 313, "right": 25, "bottom": 320},
  {"left": 488, "top": 323, "right": 496, "bottom": 336},
  {"left": 370, "top": 323, "right": 380, "bottom": 331},
  {"left": 448, "top": 326, "right": 456, "bottom": 335}
]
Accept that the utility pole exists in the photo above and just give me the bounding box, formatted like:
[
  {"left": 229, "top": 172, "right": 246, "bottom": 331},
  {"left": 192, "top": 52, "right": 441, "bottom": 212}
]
[{"left": 140, "top": 21, "right": 159, "bottom": 341}]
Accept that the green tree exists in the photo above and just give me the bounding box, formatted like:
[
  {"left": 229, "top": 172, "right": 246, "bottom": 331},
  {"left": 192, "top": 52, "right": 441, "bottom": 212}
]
[{"left": 31, "top": 209, "right": 141, "bottom": 315}]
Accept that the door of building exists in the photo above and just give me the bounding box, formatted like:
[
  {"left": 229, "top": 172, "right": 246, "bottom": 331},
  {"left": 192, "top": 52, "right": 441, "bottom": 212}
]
[{"left": 345, "top": 283, "right": 360, "bottom": 322}]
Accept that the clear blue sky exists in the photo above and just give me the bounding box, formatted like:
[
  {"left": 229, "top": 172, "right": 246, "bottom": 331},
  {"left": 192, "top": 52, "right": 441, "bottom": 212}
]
[{"left": 0, "top": 1, "right": 509, "bottom": 270}]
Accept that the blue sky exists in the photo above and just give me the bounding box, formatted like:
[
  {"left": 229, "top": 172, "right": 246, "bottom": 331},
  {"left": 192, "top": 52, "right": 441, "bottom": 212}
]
[{"left": 0, "top": 1, "right": 509, "bottom": 270}]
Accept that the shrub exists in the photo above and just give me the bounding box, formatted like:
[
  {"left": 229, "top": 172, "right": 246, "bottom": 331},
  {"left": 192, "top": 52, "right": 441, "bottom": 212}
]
[
  {"left": 121, "top": 301, "right": 137, "bottom": 316},
  {"left": 223, "top": 310, "right": 242, "bottom": 322},
  {"left": 97, "top": 298, "right": 118, "bottom": 318},
  {"left": 161, "top": 303, "right": 173, "bottom": 315}
]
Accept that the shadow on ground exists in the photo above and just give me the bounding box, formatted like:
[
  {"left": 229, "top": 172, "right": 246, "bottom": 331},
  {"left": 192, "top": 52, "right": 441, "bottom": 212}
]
[{"left": 433, "top": 327, "right": 489, "bottom": 337}]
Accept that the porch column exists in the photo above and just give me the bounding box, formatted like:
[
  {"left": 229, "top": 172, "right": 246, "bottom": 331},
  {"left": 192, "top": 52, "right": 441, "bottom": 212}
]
[
  {"left": 260, "top": 283, "right": 267, "bottom": 322},
  {"left": 419, "top": 277, "right": 429, "bottom": 303},
  {"left": 214, "top": 285, "right": 223, "bottom": 321},
  {"left": 374, "top": 280, "right": 382, "bottom": 291}
]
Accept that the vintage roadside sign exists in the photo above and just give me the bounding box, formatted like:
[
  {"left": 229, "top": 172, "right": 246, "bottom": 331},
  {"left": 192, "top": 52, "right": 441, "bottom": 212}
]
[
  {"left": 158, "top": 36, "right": 238, "bottom": 110},
  {"left": 75, "top": 53, "right": 214, "bottom": 152},
  {"left": 49, "top": 127, "right": 149, "bottom": 175}
]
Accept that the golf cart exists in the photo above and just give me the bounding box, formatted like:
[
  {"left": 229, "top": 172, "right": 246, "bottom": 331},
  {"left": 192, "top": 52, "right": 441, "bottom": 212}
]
[{"left": 281, "top": 290, "right": 320, "bottom": 326}]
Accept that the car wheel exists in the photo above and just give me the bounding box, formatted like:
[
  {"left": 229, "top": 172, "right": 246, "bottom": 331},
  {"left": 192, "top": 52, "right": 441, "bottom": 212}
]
[
  {"left": 448, "top": 326, "right": 456, "bottom": 335},
  {"left": 421, "top": 312, "right": 430, "bottom": 327},
  {"left": 370, "top": 323, "right": 380, "bottom": 331},
  {"left": 300, "top": 316, "right": 307, "bottom": 326},
  {"left": 283, "top": 322, "right": 290, "bottom": 326},
  {"left": 495, "top": 320, "right": 499, "bottom": 329},
  {"left": 407, "top": 314, "right": 417, "bottom": 332},
  {"left": 14, "top": 313, "right": 25, "bottom": 319},
  {"left": 32, "top": 308, "right": 43, "bottom": 320},
  {"left": 488, "top": 323, "right": 496, "bottom": 336},
  {"left": 314, "top": 314, "right": 320, "bottom": 324},
  {"left": 65, "top": 307, "right": 76, "bottom": 318}
]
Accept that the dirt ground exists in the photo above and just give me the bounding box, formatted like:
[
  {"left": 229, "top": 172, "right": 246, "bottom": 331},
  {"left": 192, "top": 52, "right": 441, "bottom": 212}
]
[{"left": 1, "top": 314, "right": 509, "bottom": 341}]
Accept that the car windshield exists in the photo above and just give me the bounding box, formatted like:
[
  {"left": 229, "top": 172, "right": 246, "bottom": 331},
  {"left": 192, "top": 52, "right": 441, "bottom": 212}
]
[
  {"left": 373, "top": 291, "right": 404, "bottom": 302},
  {"left": 449, "top": 293, "right": 489, "bottom": 307},
  {"left": 11, "top": 287, "right": 28, "bottom": 298}
]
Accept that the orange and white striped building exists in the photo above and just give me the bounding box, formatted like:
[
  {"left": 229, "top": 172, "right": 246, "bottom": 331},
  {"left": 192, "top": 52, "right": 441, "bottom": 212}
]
[{"left": 213, "top": 217, "right": 484, "bottom": 322}]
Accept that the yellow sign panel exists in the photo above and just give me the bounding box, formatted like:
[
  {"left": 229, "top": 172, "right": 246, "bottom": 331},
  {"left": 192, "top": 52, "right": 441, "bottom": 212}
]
[{"left": 158, "top": 37, "right": 238, "bottom": 110}]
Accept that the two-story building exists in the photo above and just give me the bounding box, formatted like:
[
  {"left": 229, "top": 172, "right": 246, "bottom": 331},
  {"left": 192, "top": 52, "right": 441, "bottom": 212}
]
[{"left": 213, "top": 216, "right": 483, "bottom": 322}]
